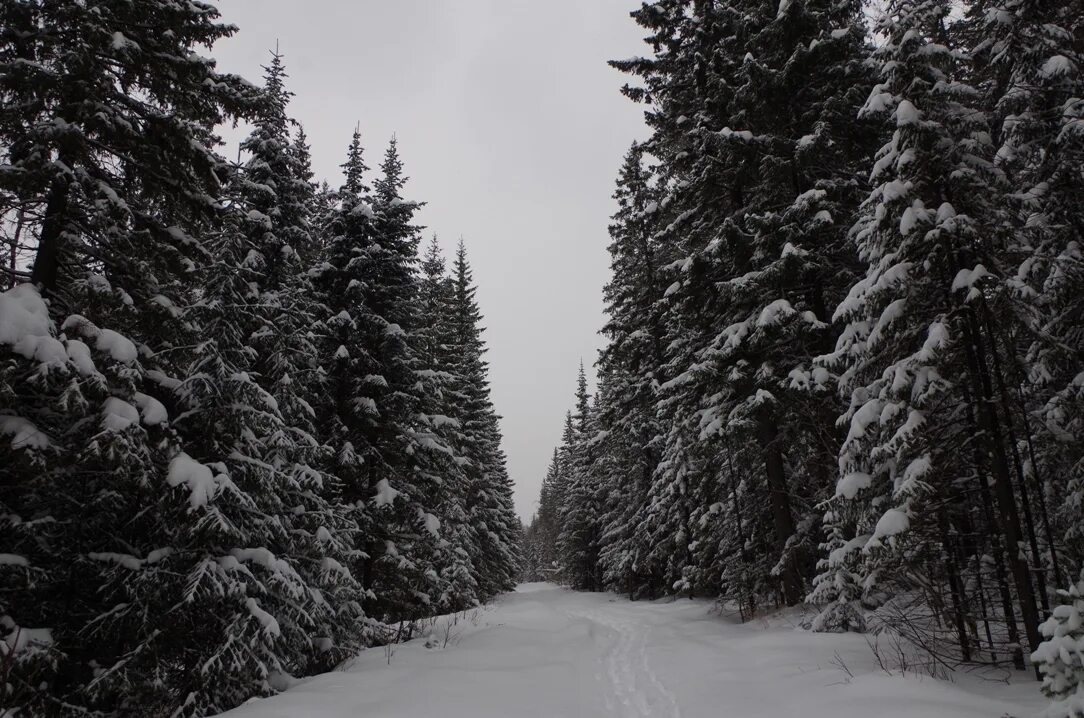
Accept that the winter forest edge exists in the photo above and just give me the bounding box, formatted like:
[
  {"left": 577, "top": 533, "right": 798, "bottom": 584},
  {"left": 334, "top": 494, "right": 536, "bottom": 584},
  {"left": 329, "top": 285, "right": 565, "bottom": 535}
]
[
  {"left": 2, "top": 0, "right": 1084, "bottom": 717},
  {"left": 0, "top": 2, "right": 521, "bottom": 714}
]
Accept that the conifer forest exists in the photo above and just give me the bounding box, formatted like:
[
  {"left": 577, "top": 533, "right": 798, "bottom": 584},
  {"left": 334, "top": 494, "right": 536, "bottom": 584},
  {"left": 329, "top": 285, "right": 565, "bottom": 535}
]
[{"left": 3, "top": 1, "right": 1084, "bottom": 717}]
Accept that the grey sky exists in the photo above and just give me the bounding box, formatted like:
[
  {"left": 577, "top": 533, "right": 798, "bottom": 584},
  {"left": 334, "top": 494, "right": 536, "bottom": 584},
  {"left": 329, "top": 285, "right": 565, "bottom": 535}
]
[{"left": 211, "top": 1, "right": 647, "bottom": 520}]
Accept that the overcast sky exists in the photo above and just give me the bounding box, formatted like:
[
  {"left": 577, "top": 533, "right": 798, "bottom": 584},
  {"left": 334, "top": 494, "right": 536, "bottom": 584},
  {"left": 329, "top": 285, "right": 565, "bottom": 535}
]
[{"left": 211, "top": 1, "right": 647, "bottom": 520}]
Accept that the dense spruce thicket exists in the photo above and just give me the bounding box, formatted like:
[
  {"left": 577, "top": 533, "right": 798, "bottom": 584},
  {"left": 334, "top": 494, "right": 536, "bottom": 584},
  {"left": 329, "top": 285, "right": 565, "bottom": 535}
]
[
  {"left": 521, "top": 0, "right": 1084, "bottom": 708},
  {"left": 0, "top": 3, "right": 519, "bottom": 715}
]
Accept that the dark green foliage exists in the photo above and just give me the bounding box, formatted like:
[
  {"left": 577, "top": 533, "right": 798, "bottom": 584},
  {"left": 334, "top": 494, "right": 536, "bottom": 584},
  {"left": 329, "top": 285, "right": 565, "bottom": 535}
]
[{"left": 0, "top": 7, "right": 520, "bottom": 715}]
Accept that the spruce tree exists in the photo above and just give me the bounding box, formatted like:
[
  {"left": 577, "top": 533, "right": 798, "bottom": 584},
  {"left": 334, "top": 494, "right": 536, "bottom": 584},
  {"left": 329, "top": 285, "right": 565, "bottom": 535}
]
[
  {"left": 978, "top": 0, "right": 1084, "bottom": 578},
  {"left": 1033, "top": 571, "right": 1084, "bottom": 717},
  {"left": 0, "top": 1, "right": 262, "bottom": 712},
  {"left": 446, "top": 242, "right": 520, "bottom": 597},
  {"left": 557, "top": 363, "right": 606, "bottom": 590},
  {"left": 310, "top": 128, "right": 384, "bottom": 618},
  {"left": 595, "top": 145, "right": 668, "bottom": 597},
  {"left": 820, "top": 0, "right": 1042, "bottom": 662},
  {"left": 414, "top": 235, "right": 480, "bottom": 609}
]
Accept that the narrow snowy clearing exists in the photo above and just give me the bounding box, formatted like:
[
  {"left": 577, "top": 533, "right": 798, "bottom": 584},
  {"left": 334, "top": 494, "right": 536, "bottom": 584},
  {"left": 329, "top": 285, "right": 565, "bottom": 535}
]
[{"left": 221, "top": 583, "right": 1041, "bottom": 718}]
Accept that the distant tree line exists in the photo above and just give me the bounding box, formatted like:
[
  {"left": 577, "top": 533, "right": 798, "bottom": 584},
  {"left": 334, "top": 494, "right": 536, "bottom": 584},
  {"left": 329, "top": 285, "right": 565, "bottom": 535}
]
[
  {"left": 521, "top": 0, "right": 1084, "bottom": 713},
  {"left": 0, "top": 2, "right": 519, "bottom": 715}
]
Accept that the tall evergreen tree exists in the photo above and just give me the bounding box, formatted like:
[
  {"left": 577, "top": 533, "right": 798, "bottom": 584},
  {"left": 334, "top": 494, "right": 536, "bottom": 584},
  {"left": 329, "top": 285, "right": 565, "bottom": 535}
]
[
  {"left": 595, "top": 144, "right": 667, "bottom": 597},
  {"left": 413, "top": 235, "right": 480, "bottom": 609},
  {"left": 446, "top": 241, "right": 520, "bottom": 597},
  {"left": 818, "top": 0, "right": 1043, "bottom": 663},
  {"left": 557, "top": 363, "right": 606, "bottom": 590}
]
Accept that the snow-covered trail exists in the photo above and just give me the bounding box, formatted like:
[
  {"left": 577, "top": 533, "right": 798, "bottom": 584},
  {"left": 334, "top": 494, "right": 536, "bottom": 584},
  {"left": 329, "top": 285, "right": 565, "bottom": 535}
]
[{"left": 220, "top": 583, "right": 1040, "bottom": 718}]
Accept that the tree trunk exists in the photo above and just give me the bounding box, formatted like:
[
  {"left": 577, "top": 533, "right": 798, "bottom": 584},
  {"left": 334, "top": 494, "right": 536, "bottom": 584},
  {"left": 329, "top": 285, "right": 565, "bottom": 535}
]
[
  {"left": 937, "top": 508, "right": 971, "bottom": 662},
  {"left": 30, "top": 170, "right": 72, "bottom": 294},
  {"left": 8, "top": 206, "right": 26, "bottom": 290},
  {"left": 758, "top": 416, "right": 801, "bottom": 606},
  {"left": 981, "top": 306, "right": 1049, "bottom": 611},
  {"left": 963, "top": 308, "right": 1042, "bottom": 658}
]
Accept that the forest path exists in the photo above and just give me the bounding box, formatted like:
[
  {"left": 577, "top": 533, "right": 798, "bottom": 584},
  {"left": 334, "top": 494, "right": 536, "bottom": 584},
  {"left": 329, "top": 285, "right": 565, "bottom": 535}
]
[{"left": 219, "top": 583, "right": 1038, "bottom": 718}]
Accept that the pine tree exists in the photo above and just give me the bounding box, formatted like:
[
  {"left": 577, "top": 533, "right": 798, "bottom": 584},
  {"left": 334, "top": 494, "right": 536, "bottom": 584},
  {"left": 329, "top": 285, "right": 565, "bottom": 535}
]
[
  {"left": 0, "top": 283, "right": 180, "bottom": 713},
  {"left": 607, "top": 0, "right": 877, "bottom": 608},
  {"left": 595, "top": 145, "right": 668, "bottom": 597},
  {"left": 446, "top": 241, "right": 520, "bottom": 597},
  {"left": 534, "top": 448, "right": 564, "bottom": 577},
  {"left": 310, "top": 128, "right": 385, "bottom": 618},
  {"left": 414, "top": 235, "right": 480, "bottom": 609},
  {"left": 1033, "top": 571, "right": 1084, "bottom": 717},
  {"left": 165, "top": 198, "right": 351, "bottom": 715},
  {"left": 124, "top": 51, "right": 369, "bottom": 714},
  {"left": 0, "top": 1, "right": 263, "bottom": 712},
  {"left": 820, "top": 0, "right": 1042, "bottom": 663},
  {"left": 978, "top": 0, "right": 1084, "bottom": 579},
  {"left": 313, "top": 131, "right": 445, "bottom": 622},
  {"left": 557, "top": 363, "right": 606, "bottom": 590}
]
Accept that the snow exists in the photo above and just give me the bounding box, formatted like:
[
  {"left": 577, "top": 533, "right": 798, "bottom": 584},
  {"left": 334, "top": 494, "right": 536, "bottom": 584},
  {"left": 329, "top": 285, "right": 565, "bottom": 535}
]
[
  {"left": 756, "top": 298, "right": 795, "bottom": 327},
  {"left": 936, "top": 202, "right": 956, "bottom": 223},
  {"left": 133, "top": 392, "right": 168, "bottom": 425},
  {"left": 871, "top": 508, "right": 910, "bottom": 542},
  {"left": 374, "top": 479, "right": 400, "bottom": 507},
  {"left": 718, "top": 126, "right": 755, "bottom": 141},
  {"left": 65, "top": 339, "right": 98, "bottom": 376},
  {"left": 111, "top": 31, "right": 139, "bottom": 51},
  {"left": 895, "top": 99, "right": 921, "bottom": 126},
  {"left": 880, "top": 179, "right": 908, "bottom": 202},
  {"left": 351, "top": 201, "right": 376, "bottom": 219},
  {"left": 101, "top": 397, "right": 140, "bottom": 432},
  {"left": 1, "top": 624, "right": 52, "bottom": 657},
  {"left": 863, "top": 85, "right": 895, "bottom": 116},
  {"left": 837, "top": 471, "right": 872, "bottom": 500},
  {"left": 899, "top": 205, "right": 919, "bottom": 235},
  {"left": 96, "top": 328, "right": 138, "bottom": 363},
  {"left": 0, "top": 284, "right": 51, "bottom": 346},
  {"left": 0, "top": 415, "right": 50, "bottom": 450},
  {"left": 0, "top": 284, "right": 68, "bottom": 366},
  {"left": 167, "top": 452, "right": 221, "bottom": 509},
  {"left": 88, "top": 551, "right": 145, "bottom": 571},
  {"left": 1039, "top": 55, "right": 1075, "bottom": 78},
  {"left": 60, "top": 315, "right": 139, "bottom": 364},
  {"left": 216, "top": 584, "right": 1041, "bottom": 718},
  {"left": 422, "top": 511, "right": 441, "bottom": 538},
  {"left": 13, "top": 332, "right": 67, "bottom": 366},
  {"left": 951, "top": 264, "right": 991, "bottom": 292},
  {"left": 147, "top": 369, "right": 182, "bottom": 390},
  {"left": 246, "top": 597, "right": 281, "bottom": 638}
]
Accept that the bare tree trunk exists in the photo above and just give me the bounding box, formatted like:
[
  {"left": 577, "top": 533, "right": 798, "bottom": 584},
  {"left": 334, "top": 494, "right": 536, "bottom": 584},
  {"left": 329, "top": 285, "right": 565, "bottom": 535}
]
[
  {"left": 963, "top": 308, "right": 1042, "bottom": 658},
  {"left": 758, "top": 416, "right": 801, "bottom": 606},
  {"left": 981, "top": 306, "right": 1050, "bottom": 611},
  {"left": 726, "top": 443, "right": 752, "bottom": 620},
  {"left": 961, "top": 374, "right": 1025, "bottom": 669},
  {"left": 938, "top": 508, "right": 972, "bottom": 662},
  {"left": 8, "top": 207, "right": 26, "bottom": 290},
  {"left": 1005, "top": 339, "right": 1065, "bottom": 590},
  {"left": 30, "top": 174, "right": 71, "bottom": 294}
]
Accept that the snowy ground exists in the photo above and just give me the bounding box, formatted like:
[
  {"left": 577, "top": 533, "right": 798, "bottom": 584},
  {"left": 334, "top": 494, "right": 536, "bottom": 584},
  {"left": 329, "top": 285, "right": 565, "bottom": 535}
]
[{"left": 220, "top": 583, "right": 1043, "bottom": 718}]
